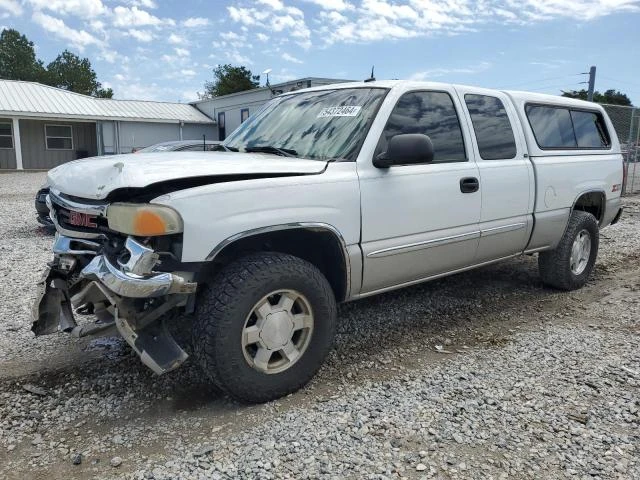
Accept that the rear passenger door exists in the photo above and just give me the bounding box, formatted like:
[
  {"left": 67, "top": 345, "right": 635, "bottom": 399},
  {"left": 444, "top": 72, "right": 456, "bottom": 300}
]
[{"left": 456, "top": 87, "right": 534, "bottom": 262}]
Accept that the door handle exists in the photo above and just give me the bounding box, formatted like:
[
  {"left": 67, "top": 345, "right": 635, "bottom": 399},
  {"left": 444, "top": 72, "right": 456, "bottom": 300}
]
[{"left": 460, "top": 177, "right": 479, "bottom": 193}]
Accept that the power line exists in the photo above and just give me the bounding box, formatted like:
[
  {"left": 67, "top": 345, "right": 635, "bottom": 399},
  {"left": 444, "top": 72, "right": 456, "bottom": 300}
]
[
  {"left": 525, "top": 83, "right": 582, "bottom": 92},
  {"left": 498, "top": 74, "right": 582, "bottom": 89},
  {"left": 599, "top": 75, "right": 639, "bottom": 87}
]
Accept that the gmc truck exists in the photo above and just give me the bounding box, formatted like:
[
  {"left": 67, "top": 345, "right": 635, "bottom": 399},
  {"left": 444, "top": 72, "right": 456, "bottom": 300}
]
[{"left": 32, "top": 81, "right": 624, "bottom": 403}]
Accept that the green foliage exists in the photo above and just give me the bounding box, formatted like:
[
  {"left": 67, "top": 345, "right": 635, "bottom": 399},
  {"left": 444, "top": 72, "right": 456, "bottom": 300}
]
[
  {"left": 203, "top": 64, "right": 260, "bottom": 97},
  {"left": 0, "top": 28, "right": 113, "bottom": 98},
  {"left": 0, "top": 29, "right": 46, "bottom": 82},
  {"left": 46, "top": 50, "right": 112, "bottom": 97},
  {"left": 562, "top": 88, "right": 632, "bottom": 106}
]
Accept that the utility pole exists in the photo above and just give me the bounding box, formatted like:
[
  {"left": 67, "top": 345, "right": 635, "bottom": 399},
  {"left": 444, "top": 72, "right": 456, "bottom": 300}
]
[{"left": 587, "top": 65, "right": 596, "bottom": 102}]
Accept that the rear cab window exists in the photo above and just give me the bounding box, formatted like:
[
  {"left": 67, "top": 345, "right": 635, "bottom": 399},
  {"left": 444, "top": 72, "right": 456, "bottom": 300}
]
[
  {"left": 525, "top": 104, "right": 611, "bottom": 150},
  {"left": 464, "top": 94, "right": 517, "bottom": 160}
]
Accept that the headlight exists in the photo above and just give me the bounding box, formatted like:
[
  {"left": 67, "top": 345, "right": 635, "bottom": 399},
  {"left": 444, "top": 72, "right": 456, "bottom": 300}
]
[{"left": 107, "top": 203, "right": 183, "bottom": 236}]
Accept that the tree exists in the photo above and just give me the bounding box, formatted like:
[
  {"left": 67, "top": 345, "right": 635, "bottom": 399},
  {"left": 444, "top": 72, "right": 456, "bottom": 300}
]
[
  {"left": 562, "top": 88, "right": 632, "bottom": 106},
  {"left": 46, "top": 50, "right": 113, "bottom": 98},
  {"left": 0, "top": 29, "right": 46, "bottom": 82},
  {"left": 203, "top": 64, "right": 260, "bottom": 97}
]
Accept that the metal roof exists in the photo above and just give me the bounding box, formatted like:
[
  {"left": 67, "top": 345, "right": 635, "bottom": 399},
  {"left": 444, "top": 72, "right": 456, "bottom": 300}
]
[{"left": 0, "top": 80, "right": 213, "bottom": 124}]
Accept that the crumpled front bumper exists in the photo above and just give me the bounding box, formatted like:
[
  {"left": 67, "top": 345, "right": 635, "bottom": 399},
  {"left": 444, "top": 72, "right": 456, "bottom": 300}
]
[{"left": 32, "top": 234, "right": 197, "bottom": 374}]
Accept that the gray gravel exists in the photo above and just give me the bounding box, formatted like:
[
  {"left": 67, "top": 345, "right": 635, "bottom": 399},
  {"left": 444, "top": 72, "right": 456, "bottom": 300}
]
[{"left": 0, "top": 172, "right": 638, "bottom": 479}]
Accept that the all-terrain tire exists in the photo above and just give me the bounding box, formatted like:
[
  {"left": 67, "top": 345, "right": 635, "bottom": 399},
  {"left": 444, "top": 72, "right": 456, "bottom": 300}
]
[
  {"left": 192, "top": 252, "right": 337, "bottom": 403},
  {"left": 538, "top": 210, "right": 599, "bottom": 291}
]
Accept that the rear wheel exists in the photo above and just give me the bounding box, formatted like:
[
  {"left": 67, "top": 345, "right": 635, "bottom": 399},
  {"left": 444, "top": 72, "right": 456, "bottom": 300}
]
[
  {"left": 538, "top": 210, "right": 599, "bottom": 291},
  {"left": 193, "top": 252, "right": 337, "bottom": 403}
]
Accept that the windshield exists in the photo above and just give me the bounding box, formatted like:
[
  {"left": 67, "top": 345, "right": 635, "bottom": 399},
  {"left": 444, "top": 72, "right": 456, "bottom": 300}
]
[{"left": 224, "top": 87, "right": 388, "bottom": 161}]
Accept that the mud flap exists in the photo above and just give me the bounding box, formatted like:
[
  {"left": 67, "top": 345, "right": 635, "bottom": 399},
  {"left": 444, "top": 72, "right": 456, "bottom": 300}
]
[
  {"left": 31, "top": 266, "right": 76, "bottom": 336},
  {"left": 114, "top": 309, "right": 188, "bottom": 375}
]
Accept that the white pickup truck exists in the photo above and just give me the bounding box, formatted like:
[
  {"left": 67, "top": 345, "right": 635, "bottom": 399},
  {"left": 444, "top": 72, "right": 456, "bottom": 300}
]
[{"left": 33, "top": 81, "right": 624, "bottom": 403}]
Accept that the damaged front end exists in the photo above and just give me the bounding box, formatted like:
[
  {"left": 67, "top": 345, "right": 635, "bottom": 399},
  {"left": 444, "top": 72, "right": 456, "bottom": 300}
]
[{"left": 32, "top": 191, "right": 197, "bottom": 375}]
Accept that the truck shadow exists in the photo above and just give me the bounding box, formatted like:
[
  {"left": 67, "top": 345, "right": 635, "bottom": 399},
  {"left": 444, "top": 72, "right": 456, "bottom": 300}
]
[{"left": 4, "top": 254, "right": 566, "bottom": 417}]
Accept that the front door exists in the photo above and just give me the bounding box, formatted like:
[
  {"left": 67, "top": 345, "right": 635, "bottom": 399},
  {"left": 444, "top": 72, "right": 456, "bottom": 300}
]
[{"left": 358, "top": 88, "right": 482, "bottom": 293}]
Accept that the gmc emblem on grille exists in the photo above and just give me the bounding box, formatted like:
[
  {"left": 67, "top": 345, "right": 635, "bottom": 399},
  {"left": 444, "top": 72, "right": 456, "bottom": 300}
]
[{"left": 68, "top": 211, "right": 97, "bottom": 228}]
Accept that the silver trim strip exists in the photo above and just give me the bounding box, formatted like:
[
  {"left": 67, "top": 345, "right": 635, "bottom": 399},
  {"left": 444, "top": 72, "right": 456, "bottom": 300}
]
[
  {"left": 354, "top": 253, "right": 520, "bottom": 299},
  {"left": 479, "top": 222, "right": 527, "bottom": 237},
  {"left": 366, "top": 231, "right": 480, "bottom": 259},
  {"left": 49, "top": 189, "right": 108, "bottom": 216},
  {"left": 206, "top": 222, "right": 352, "bottom": 301},
  {"left": 53, "top": 234, "right": 101, "bottom": 256}
]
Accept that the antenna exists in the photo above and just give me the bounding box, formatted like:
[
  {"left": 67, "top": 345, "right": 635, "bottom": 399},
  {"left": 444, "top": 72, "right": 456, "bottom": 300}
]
[
  {"left": 262, "top": 68, "right": 272, "bottom": 87},
  {"left": 364, "top": 66, "right": 375, "bottom": 83}
]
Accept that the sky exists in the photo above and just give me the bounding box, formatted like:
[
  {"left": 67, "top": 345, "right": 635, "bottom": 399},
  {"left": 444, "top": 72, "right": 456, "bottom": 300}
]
[{"left": 0, "top": 0, "right": 639, "bottom": 104}]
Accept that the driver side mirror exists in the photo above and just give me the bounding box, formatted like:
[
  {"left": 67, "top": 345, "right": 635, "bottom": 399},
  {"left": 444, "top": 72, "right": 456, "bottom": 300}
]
[{"left": 373, "top": 133, "right": 434, "bottom": 168}]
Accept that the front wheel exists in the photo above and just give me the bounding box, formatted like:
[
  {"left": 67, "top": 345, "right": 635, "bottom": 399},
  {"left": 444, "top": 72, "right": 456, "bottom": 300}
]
[
  {"left": 193, "top": 252, "right": 337, "bottom": 403},
  {"left": 538, "top": 210, "right": 599, "bottom": 291}
]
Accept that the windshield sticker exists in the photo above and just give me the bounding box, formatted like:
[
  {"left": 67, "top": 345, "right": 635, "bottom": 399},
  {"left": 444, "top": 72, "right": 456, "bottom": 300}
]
[{"left": 317, "top": 106, "right": 362, "bottom": 118}]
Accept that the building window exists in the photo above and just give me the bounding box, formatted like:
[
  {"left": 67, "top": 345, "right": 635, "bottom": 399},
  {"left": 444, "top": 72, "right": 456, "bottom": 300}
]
[
  {"left": 45, "top": 124, "right": 73, "bottom": 150},
  {"left": 241, "top": 108, "right": 249, "bottom": 123},
  {"left": 0, "top": 122, "right": 13, "bottom": 149},
  {"left": 218, "top": 112, "right": 226, "bottom": 141}
]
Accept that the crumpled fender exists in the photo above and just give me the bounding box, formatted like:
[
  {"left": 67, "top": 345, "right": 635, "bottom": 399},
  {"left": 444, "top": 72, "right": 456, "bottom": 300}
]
[{"left": 31, "top": 265, "right": 76, "bottom": 336}]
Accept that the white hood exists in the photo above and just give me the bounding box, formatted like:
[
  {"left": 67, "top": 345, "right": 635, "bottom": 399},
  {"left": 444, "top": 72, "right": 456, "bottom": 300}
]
[{"left": 47, "top": 152, "right": 327, "bottom": 200}]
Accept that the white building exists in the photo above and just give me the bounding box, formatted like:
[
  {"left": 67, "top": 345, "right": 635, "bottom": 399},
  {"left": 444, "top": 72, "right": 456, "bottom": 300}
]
[{"left": 0, "top": 80, "right": 214, "bottom": 170}]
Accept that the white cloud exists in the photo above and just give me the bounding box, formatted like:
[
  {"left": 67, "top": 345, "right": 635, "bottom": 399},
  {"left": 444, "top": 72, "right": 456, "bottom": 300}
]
[
  {"left": 228, "top": 50, "right": 252, "bottom": 65},
  {"left": 123, "top": 0, "right": 158, "bottom": 8},
  {"left": 180, "top": 69, "right": 196, "bottom": 77},
  {"left": 304, "top": 0, "right": 354, "bottom": 10},
  {"left": 26, "top": 0, "right": 107, "bottom": 18},
  {"left": 282, "top": 52, "right": 303, "bottom": 64},
  {"left": 0, "top": 0, "right": 23, "bottom": 16},
  {"left": 32, "top": 11, "right": 103, "bottom": 51},
  {"left": 127, "top": 29, "right": 154, "bottom": 42},
  {"left": 174, "top": 47, "right": 190, "bottom": 56},
  {"left": 98, "top": 50, "right": 117, "bottom": 63},
  {"left": 182, "top": 17, "right": 209, "bottom": 27},
  {"left": 228, "top": 4, "right": 312, "bottom": 49},
  {"left": 256, "top": 32, "right": 269, "bottom": 41},
  {"left": 168, "top": 33, "right": 185, "bottom": 44},
  {"left": 114, "top": 73, "right": 127, "bottom": 81},
  {"left": 409, "top": 61, "right": 492, "bottom": 81},
  {"left": 310, "top": 0, "right": 640, "bottom": 45},
  {"left": 112, "top": 6, "right": 174, "bottom": 27}
]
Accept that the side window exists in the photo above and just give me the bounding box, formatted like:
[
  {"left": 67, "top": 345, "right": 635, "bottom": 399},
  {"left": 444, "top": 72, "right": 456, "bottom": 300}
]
[
  {"left": 0, "top": 122, "right": 13, "bottom": 148},
  {"left": 464, "top": 94, "right": 517, "bottom": 160},
  {"left": 45, "top": 124, "right": 73, "bottom": 150},
  {"left": 526, "top": 106, "right": 576, "bottom": 149},
  {"left": 570, "top": 110, "right": 610, "bottom": 148},
  {"left": 377, "top": 91, "right": 466, "bottom": 163}
]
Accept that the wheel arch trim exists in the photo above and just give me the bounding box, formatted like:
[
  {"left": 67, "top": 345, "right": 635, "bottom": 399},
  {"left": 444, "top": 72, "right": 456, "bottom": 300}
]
[
  {"left": 205, "top": 222, "right": 352, "bottom": 300},
  {"left": 570, "top": 188, "right": 606, "bottom": 224}
]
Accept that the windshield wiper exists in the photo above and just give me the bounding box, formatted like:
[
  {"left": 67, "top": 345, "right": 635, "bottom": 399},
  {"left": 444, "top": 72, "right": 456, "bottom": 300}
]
[{"left": 244, "top": 145, "right": 298, "bottom": 157}]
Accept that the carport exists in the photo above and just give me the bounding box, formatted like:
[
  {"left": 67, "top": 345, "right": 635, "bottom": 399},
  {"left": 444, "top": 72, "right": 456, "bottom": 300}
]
[{"left": 0, "top": 79, "right": 215, "bottom": 170}]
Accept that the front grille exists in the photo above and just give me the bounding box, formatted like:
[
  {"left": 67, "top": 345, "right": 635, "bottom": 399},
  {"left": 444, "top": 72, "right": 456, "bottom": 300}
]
[
  {"left": 55, "top": 204, "right": 111, "bottom": 234},
  {"left": 49, "top": 194, "right": 114, "bottom": 237}
]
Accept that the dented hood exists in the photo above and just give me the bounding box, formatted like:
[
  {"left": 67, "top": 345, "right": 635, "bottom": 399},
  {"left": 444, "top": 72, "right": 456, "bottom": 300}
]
[{"left": 47, "top": 151, "right": 327, "bottom": 200}]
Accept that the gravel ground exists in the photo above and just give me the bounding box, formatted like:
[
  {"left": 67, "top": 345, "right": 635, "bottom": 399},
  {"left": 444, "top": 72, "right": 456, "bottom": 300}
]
[{"left": 0, "top": 172, "right": 638, "bottom": 480}]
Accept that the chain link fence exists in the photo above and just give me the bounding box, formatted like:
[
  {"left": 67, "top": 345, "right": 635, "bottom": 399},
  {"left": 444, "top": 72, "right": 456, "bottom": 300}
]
[{"left": 602, "top": 104, "right": 640, "bottom": 195}]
